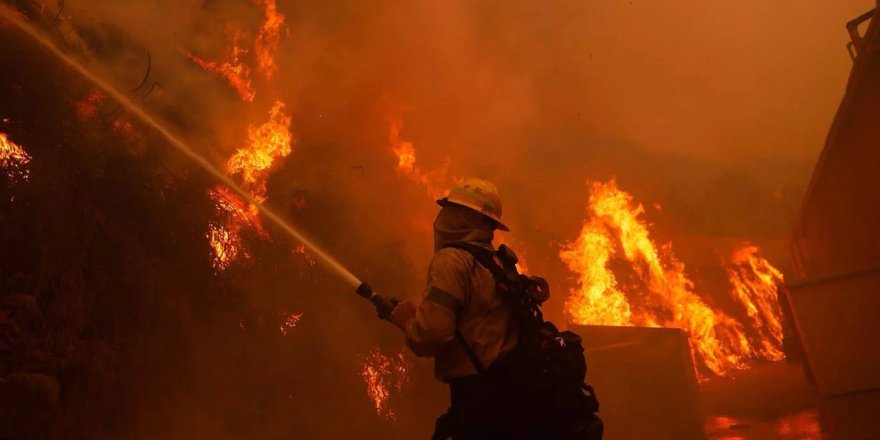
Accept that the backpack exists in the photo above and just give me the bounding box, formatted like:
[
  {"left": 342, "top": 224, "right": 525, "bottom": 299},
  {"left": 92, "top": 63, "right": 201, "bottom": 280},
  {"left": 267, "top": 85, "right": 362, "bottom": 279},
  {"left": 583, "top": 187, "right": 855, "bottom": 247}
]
[{"left": 444, "top": 242, "right": 604, "bottom": 439}]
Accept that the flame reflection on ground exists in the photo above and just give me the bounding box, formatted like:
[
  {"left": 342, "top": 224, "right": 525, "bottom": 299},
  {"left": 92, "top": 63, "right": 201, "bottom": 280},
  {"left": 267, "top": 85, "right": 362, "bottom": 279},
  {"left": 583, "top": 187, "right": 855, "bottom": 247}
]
[{"left": 705, "top": 410, "right": 825, "bottom": 440}]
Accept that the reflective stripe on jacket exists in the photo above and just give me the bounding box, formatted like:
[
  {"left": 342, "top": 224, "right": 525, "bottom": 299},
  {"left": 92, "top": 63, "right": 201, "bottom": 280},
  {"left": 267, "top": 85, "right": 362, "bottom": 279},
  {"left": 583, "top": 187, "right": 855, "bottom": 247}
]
[{"left": 404, "top": 243, "right": 517, "bottom": 381}]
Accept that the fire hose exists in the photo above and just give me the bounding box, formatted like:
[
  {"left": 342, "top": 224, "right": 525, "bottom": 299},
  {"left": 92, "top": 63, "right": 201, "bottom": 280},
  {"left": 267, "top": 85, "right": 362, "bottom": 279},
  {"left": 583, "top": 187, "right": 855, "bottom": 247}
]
[{"left": 0, "top": 4, "right": 402, "bottom": 321}]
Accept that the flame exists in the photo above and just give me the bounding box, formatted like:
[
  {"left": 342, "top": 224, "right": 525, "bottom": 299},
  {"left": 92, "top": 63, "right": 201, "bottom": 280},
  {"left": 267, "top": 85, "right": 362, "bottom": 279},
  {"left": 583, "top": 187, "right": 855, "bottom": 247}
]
[
  {"left": 207, "top": 101, "right": 292, "bottom": 270},
  {"left": 0, "top": 132, "right": 32, "bottom": 184},
  {"left": 725, "top": 244, "right": 785, "bottom": 361},
  {"left": 278, "top": 312, "right": 303, "bottom": 335},
  {"left": 186, "top": 29, "right": 256, "bottom": 102},
  {"left": 561, "top": 179, "right": 785, "bottom": 377},
  {"left": 228, "top": 100, "right": 293, "bottom": 200},
  {"left": 186, "top": 0, "right": 286, "bottom": 97},
  {"left": 360, "top": 348, "right": 409, "bottom": 421},
  {"left": 254, "top": 0, "right": 286, "bottom": 79},
  {"left": 389, "top": 116, "right": 452, "bottom": 199}
]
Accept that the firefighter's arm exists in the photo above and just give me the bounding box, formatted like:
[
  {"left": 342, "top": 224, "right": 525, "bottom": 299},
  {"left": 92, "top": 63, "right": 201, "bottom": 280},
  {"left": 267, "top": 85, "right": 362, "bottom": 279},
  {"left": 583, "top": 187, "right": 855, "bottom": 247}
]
[{"left": 397, "top": 249, "right": 469, "bottom": 357}]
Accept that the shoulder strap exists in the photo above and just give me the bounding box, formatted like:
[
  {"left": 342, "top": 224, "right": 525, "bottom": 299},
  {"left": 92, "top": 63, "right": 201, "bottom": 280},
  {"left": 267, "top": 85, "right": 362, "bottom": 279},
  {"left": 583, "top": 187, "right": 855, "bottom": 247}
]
[
  {"left": 442, "top": 242, "right": 511, "bottom": 375},
  {"left": 443, "top": 242, "right": 507, "bottom": 282}
]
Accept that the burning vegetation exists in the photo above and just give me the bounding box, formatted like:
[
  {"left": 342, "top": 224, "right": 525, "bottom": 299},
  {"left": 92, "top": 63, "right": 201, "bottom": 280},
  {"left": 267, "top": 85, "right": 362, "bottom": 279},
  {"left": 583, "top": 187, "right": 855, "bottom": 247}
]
[
  {"left": 360, "top": 348, "right": 410, "bottom": 421},
  {"left": 0, "top": 132, "right": 30, "bottom": 184},
  {"left": 205, "top": 99, "right": 293, "bottom": 271},
  {"left": 561, "top": 179, "right": 786, "bottom": 378}
]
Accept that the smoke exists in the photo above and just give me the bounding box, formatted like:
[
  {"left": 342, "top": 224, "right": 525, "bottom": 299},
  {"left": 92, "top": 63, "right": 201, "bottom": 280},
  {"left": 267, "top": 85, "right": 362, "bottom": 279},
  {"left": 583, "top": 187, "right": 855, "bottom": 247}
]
[{"left": 0, "top": 0, "right": 872, "bottom": 437}]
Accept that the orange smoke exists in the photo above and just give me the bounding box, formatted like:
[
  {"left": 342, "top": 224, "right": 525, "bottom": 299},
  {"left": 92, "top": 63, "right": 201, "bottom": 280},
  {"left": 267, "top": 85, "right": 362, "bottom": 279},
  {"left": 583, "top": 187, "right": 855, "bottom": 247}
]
[
  {"left": 186, "top": 30, "right": 256, "bottom": 102},
  {"left": 0, "top": 132, "right": 31, "bottom": 184},
  {"left": 561, "top": 179, "right": 785, "bottom": 377},
  {"left": 389, "top": 116, "right": 452, "bottom": 200},
  {"left": 360, "top": 348, "right": 409, "bottom": 421}
]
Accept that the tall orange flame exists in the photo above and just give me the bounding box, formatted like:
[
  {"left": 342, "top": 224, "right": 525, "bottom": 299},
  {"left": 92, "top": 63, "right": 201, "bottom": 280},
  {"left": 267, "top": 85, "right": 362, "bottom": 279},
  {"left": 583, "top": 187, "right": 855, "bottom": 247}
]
[
  {"left": 561, "top": 179, "right": 785, "bottom": 377},
  {"left": 360, "top": 348, "right": 409, "bottom": 421},
  {"left": 0, "top": 132, "right": 31, "bottom": 184}
]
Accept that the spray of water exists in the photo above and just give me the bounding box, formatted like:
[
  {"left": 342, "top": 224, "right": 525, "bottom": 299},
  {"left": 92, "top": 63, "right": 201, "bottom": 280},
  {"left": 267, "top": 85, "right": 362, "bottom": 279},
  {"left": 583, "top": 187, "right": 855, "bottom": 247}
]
[{"left": 0, "top": 5, "right": 362, "bottom": 288}]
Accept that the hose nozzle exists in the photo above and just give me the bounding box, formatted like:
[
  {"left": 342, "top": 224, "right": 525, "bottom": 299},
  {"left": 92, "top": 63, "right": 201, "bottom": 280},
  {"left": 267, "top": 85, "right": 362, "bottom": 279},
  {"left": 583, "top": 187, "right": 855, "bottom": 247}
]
[{"left": 356, "top": 282, "right": 399, "bottom": 320}]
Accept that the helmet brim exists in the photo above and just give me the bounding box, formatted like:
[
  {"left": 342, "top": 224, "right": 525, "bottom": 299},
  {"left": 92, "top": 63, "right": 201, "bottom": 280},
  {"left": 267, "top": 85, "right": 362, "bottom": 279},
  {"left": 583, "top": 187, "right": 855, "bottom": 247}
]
[{"left": 436, "top": 198, "right": 510, "bottom": 232}]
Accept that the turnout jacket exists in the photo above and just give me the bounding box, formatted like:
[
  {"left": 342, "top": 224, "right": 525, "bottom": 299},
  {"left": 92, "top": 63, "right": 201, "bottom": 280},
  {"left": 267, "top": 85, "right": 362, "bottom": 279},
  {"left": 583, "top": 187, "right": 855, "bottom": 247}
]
[{"left": 404, "top": 242, "right": 518, "bottom": 381}]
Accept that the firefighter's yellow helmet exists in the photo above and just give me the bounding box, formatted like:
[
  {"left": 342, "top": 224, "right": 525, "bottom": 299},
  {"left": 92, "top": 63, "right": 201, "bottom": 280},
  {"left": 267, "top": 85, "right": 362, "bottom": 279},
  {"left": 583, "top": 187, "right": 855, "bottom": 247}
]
[{"left": 437, "top": 178, "right": 509, "bottom": 231}]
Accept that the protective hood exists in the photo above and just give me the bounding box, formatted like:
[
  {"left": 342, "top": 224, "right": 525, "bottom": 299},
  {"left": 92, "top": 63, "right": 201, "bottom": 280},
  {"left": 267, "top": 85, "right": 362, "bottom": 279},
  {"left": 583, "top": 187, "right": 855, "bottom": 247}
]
[{"left": 433, "top": 203, "right": 495, "bottom": 252}]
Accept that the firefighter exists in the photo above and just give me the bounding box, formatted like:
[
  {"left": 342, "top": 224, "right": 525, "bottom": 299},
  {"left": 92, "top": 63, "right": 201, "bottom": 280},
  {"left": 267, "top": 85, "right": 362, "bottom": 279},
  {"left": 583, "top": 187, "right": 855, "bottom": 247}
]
[{"left": 388, "top": 178, "right": 526, "bottom": 439}]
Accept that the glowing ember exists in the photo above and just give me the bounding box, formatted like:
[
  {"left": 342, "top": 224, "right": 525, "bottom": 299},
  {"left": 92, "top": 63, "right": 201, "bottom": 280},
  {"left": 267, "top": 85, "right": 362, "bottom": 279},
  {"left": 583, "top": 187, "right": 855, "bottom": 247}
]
[
  {"left": 75, "top": 90, "right": 105, "bottom": 120},
  {"left": 279, "top": 312, "right": 303, "bottom": 335},
  {"left": 725, "top": 244, "right": 785, "bottom": 361},
  {"left": 207, "top": 221, "right": 240, "bottom": 272},
  {"left": 111, "top": 118, "right": 139, "bottom": 143},
  {"left": 560, "top": 179, "right": 785, "bottom": 377},
  {"left": 186, "top": 30, "right": 256, "bottom": 102},
  {"left": 292, "top": 244, "right": 317, "bottom": 267},
  {"left": 361, "top": 348, "right": 409, "bottom": 421},
  {"left": 254, "top": 0, "right": 286, "bottom": 79},
  {"left": 227, "top": 100, "right": 293, "bottom": 200},
  {"left": 207, "top": 186, "right": 261, "bottom": 271},
  {"left": 0, "top": 132, "right": 31, "bottom": 184},
  {"left": 389, "top": 116, "right": 452, "bottom": 200}
]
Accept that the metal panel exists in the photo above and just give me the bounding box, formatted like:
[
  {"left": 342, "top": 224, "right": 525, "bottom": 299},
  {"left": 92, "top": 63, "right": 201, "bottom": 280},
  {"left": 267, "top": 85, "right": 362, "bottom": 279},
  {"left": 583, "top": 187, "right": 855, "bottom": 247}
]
[
  {"left": 820, "top": 390, "right": 880, "bottom": 440},
  {"left": 574, "top": 325, "right": 704, "bottom": 440},
  {"left": 787, "top": 269, "right": 880, "bottom": 396}
]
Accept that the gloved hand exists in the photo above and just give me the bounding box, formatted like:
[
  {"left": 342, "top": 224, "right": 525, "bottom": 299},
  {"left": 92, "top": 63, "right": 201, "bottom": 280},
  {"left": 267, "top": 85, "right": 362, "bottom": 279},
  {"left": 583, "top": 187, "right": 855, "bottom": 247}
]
[{"left": 388, "top": 300, "right": 416, "bottom": 330}]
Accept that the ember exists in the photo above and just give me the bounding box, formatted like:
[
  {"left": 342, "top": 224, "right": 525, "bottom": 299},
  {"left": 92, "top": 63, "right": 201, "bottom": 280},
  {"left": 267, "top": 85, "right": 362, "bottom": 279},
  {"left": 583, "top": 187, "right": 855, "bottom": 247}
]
[
  {"left": 207, "top": 221, "right": 240, "bottom": 272},
  {"left": 361, "top": 348, "right": 410, "bottom": 421},
  {"left": 0, "top": 132, "right": 31, "bottom": 184},
  {"left": 561, "top": 179, "right": 785, "bottom": 377},
  {"left": 278, "top": 312, "right": 303, "bottom": 336}
]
